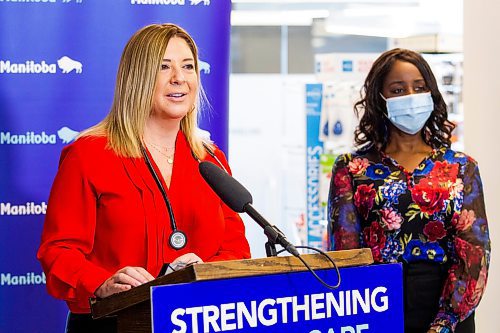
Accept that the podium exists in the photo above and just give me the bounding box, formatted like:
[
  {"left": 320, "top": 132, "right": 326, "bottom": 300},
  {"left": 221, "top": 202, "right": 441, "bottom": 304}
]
[{"left": 90, "top": 249, "right": 403, "bottom": 333}]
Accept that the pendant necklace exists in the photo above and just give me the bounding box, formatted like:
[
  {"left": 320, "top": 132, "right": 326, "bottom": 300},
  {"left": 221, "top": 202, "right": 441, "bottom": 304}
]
[{"left": 146, "top": 141, "right": 175, "bottom": 164}]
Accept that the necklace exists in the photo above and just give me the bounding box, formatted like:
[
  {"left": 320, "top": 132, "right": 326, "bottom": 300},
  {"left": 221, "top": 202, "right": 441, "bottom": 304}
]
[
  {"left": 148, "top": 141, "right": 175, "bottom": 152},
  {"left": 146, "top": 141, "right": 175, "bottom": 164}
]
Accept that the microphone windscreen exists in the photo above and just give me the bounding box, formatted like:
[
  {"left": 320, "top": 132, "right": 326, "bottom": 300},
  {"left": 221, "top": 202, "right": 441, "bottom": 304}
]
[{"left": 199, "top": 161, "right": 252, "bottom": 213}]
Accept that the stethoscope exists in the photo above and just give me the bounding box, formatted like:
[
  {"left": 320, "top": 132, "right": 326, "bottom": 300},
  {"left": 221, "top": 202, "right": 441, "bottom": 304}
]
[{"left": 141, "top": 142, "right": 227, "bottom": 250}]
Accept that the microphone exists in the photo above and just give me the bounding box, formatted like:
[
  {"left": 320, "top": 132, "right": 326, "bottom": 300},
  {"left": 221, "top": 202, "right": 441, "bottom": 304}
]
[{"left": 199, "top": 161, "right": 300, "bottom": 257}]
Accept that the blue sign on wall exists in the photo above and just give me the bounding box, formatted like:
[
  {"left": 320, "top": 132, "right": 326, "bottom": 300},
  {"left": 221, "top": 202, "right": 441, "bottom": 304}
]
[
  {"left": 0, "top": 1, "right": 231, "bottom": 332},
  {"left": 342, "top": 60, "right": 354, "bottom": 72},
  {"left": 306, "top": 84, "right": 324, "bottom": 249},
  {"left": 151, "top": 263, "right": 404, "bottom": 333}
]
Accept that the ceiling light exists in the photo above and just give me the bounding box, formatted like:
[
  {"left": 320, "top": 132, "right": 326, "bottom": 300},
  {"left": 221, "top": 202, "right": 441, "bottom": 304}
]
[{"left": 231, "top": 10, "right": 329, "bottom": 26}]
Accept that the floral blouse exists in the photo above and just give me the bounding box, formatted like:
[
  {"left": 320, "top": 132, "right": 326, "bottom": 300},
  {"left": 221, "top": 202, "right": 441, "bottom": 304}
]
[{"left": 327, "top": 145, "right": 490, "bottom": 333}]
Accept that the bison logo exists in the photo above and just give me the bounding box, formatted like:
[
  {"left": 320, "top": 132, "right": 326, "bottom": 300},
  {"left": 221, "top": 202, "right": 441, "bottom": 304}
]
[
  {"left": 199, "top": 60, "right": 210, "bottom": 74},
  {"left": 57, "top": 56, "right": 83, "bottom": 74},
  {"left": 57, "top": 127, "right": 79, "bottom": 143},
  {"left": 190, "top": 0, "right": 210, "bottom": 5}
]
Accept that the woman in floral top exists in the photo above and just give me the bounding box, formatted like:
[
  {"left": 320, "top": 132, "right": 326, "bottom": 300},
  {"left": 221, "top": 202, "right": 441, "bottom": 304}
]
[{"left": 327, "top": 49, "right": 490, "bottom": 333}]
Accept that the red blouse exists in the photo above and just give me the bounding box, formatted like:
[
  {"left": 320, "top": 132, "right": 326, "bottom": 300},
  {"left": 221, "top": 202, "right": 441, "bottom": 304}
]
[{"left": 37, "top": 131, "right": 251, "bottom": 313}]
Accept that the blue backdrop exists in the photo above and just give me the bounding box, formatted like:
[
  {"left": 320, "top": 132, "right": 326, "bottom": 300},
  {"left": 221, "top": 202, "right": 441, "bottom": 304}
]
[{"left": 0, "top": 1, "right": 231, "bottom": 332}]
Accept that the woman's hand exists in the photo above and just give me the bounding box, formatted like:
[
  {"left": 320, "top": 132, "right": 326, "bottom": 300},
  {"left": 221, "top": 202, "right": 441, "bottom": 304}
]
[
  {"left": 427, "top": 330, "right": 438, "bottom": 333},
  {"left": 95, "top": 266, "right": 155, "bottom": 298},
  {"left": 171, "top": 253, "right": 203, "bottom": 267}
]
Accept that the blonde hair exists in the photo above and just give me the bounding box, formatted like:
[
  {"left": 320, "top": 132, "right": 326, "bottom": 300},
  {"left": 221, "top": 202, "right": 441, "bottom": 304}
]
[{"left": 79, "top": 23, "right": 209, "bottom": 158}]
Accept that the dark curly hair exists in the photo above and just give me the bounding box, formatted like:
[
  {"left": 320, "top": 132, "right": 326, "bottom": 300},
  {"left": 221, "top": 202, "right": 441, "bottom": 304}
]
[{"left": 354, "top": 48, "right": 455, "bottom": 150}]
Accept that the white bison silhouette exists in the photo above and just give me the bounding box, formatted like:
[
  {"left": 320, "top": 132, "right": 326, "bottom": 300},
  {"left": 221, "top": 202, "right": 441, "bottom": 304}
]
[
  {"left": 57, "top": 127, "right": 79, "bottom": 143},
  {"left": 57, "top": 56, "right": 83, "bottom": 74},
  {"left": 199, "top": 60, "right": 210, "bottom": 74},
  {"left": 190, "top": 0, "right": 210, "bottom": 5}
]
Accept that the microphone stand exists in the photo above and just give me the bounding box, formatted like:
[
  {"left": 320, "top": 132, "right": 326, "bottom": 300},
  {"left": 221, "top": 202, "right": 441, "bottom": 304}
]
[
  {"left": 265, "top": 239, "right": 278, "bottom": 257},
  {"left": 244, "top": 204, "right": 299, "bottom": 258},
  {"left": 247, "top": 205, "right": 342, "bottom": 290}
]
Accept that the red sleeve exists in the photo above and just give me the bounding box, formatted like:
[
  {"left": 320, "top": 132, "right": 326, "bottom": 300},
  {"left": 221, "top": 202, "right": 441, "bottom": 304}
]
[
  {"left": 37, "top": 143, "right": 111, "bottom": 303},
  {"left": 206, "top": 148, "right": 251, "bottom": 261}
]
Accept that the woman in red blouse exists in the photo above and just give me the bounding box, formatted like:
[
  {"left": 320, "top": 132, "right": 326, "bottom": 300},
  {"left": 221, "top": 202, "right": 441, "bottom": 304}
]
[
  {"left": 328, "top": 49, "right": 490, "bottom": 333},
  {"left": 37, "top": 23, "right": 250, "bottom": 332}
]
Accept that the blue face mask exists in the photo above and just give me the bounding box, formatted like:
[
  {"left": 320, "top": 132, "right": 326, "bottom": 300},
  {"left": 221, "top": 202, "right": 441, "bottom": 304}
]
[{"left": 381, "top": 92, "right": 434, "bottom": 135}]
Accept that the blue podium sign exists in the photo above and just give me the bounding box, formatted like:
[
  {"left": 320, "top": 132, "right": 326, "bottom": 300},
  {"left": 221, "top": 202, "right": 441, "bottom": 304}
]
[{"left": 151, "top": 263, "right": 403, "bottom": 333}]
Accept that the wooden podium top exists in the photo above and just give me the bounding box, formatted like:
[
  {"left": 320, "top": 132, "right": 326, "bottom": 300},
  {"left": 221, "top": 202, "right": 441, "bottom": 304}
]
[{"left": 90, "top": 248, "right": 373, "bottom": 319}]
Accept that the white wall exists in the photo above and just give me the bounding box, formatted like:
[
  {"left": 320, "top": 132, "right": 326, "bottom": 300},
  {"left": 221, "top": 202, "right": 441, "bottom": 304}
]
[
  {"left": 228, "top": 74, "right": 314, "bottom": 258},
  {"left": 464, "top": 1, "right": 500, "bottom": 331}
]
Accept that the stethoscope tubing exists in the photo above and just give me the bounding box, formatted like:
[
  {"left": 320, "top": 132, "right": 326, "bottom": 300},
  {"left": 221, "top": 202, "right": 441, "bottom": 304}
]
[
  {"left": 141, "top": 142, "right": 227, "bottom": 250},
  {"left": 141, "top": 146, "right": 178, "bottom": 231},
  {"left": 202, "top": 142, "right": 228, "bottom": 174}
]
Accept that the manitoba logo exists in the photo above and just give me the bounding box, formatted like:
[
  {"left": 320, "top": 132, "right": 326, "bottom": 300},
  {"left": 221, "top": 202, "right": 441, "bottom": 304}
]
[
  {"left": 130, "top": 0, "right": 185, "bottom": 5},
  {"left": 199, "top": 59, "right": 210, "bottom": 74},
  {"left": 0, "top": 0, "right": 56, "bottom": 3},
  {"left": 57, "top": 126, "right": 79, "bottom": 143},
  {"left": 0, "top": 60, "right": 56, "bottom": 74},
  {"left": 0, "top": 131, "right": 56, "bottom": 144},
  {"left": 1, "top": 201, "right": 47, "bottom": 216},
  {"left": 0, "top": 127, "right": 79, "bottom": 145},
  {"left": 0, "top": 56, "right": 82, "bottom": 74},
  {"left": 57, "top": 56, "right": 83, "bottom": 73},
  {"left": 190, "top": 0, "right": 210, "bottom": 5},
  {"left": 1, "top": 272, "right": 46, "bottom": 286}
]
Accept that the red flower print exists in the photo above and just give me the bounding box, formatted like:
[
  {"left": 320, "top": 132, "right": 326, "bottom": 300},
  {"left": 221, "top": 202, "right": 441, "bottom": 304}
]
[
  {"left": 423, "top": 220, "right": 447, "bottom": 241},
  {"left": 454, "top": 209, "right": 476, "bottom": 232},
  {"left": 455, "top": 237, "right": 483, "bottom": 268},
  {"left": 354, "top": 184, "right": 376, "bottom": 219},
  {"left": 429, "top": 160, "right": 459, "bottom": 183},
  {"left": 460, "top": 264, "right": 488, "bottom": 317},
  {"left": 380, "top": 208, "right": 403, "bottom": 231},
  {"left": 411, "top": 181, "right": 448, "bottom": 215},
  {"left": 443, "top": 271, "right": 458, "bottom": 296},
  {"left": 456, "top": 265, "right": 487, "bottom": 318},
  {"left": 449, "top": 178, "right": 464, "bottom": 200},
  {"left": 363, "top": 221, "right": 386, "bottom": 262},
  {"left": 334, "top": 227, "right": 359, "bottom": 250},
  {"left": 457, "top": 279, "right": 480, "bottom": 317},
  {"left": 334, "top": 167, "right": 352, "bottom": 195},
  {"left": 348, "top": 157, "right": 369, "bottom": 175},
  {"left": 451, "top": 212, "right": 459, "bottom": 228}
]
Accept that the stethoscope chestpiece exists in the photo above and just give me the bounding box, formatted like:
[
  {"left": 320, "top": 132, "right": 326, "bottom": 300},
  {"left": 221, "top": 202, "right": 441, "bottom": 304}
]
[{"left": 169, "top": 230, "right": 187, "bottom": 250}]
